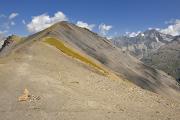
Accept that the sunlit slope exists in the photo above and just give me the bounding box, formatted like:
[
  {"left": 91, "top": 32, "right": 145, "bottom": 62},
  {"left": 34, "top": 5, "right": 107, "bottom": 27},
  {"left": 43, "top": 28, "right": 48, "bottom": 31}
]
[
  {"left": 44, "top": 37, "right": 107, "bottom": 75},
  {"left": 44, "top": 37, "right": 119, "bottom": 80},
  {"left": 41, "top": 22, "right": 180, "bottom": 99}
]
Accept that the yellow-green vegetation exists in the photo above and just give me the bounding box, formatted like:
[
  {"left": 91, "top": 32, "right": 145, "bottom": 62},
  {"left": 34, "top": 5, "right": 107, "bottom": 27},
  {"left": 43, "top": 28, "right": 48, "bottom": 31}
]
[{"left": 44, "top": 37, "right": 109, "bottom": 76}]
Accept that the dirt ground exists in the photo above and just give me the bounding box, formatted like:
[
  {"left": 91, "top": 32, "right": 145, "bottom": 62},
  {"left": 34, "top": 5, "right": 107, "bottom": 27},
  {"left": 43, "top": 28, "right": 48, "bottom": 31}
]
[{"left": 0, "top": 41, "right": 179, "bottom": 120}]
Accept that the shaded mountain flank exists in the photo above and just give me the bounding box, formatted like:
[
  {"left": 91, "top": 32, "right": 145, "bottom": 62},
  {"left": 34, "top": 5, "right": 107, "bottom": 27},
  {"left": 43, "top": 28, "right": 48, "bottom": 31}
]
[
  {"left": 0, "top": 21, "right": 180, "bottom": 120},
  {"left": 141, "top": 36, "right": 180, "bottom": 81},
  {"left": 112, "top": 29, "right": 180, "bottom": 81}
]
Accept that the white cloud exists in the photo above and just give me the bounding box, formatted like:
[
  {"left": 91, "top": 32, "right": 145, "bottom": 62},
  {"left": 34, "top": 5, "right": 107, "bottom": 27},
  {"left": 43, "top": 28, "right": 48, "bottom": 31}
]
[
  {"left": 10, "top": 21, "right": 15, "bottom": 26},
  {"left": 98, "top": 23, "right": 112, "bottom": 36},
  {"left": 160, "top": 19, "right": 180, "bottom": 36},
  {"left": 125, "top": 32, "right": 130, "bottom": 35},
  {"left": 9, "top": 13, "right": 19, "bottom": 20},
  {"left": 148, "top": 27, "right": 160, "bottom": 31},
  {"left": 76, "top": 21, "right": 95, "bottom": 30},
  {"left": 164, "top": 19, "right": 175, "bottom": 25},
  {"left": 0, "top": 13, "right": 18, "bottom": 35},
  {"left": 148, "top": 27, "right": 153, "bottom": 30},
  {"left": 106, "top": 36, "right": 113, "bottom": 40},
  {"left": 27, "top": 11, "right": 68, "bottom": 33}
]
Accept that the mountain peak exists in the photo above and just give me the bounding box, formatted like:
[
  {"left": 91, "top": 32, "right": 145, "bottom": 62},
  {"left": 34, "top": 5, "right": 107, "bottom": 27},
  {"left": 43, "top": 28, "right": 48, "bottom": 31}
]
[
  {"left": 52, "top": 21, "right": 70, "bottom": 26},
  {"left": 144, "top": 29, "right": 160, "bottom": 35},
  {"left": 47, "top": 21, "right": 72, "bottom": 31}
]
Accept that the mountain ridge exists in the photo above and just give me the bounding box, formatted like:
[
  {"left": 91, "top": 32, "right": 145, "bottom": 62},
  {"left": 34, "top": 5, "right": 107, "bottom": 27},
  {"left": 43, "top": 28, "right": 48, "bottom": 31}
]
[{"left": 1, "top": 21, "right": 180, "bottom": 100}]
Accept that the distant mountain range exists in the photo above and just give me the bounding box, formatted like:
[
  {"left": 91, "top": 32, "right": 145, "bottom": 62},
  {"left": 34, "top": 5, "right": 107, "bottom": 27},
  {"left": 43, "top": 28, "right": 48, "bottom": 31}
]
[{"left": 111, "top": 29, "right": 180, "bottom": 80}]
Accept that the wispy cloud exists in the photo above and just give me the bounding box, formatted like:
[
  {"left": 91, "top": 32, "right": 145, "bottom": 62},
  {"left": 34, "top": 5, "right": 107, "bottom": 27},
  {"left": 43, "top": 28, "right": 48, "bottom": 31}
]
[
  {"left": 98, "top": 23, "right": 112, "bottom": 36},
  {"left": 161, "top": 19, "right": 180, "bottom": 36},
  {"left": 0, "top": 12, "right": 19, "bottom": 35},
  {"left": 9, "top": 13, "right": 19, "bottom": 20}
]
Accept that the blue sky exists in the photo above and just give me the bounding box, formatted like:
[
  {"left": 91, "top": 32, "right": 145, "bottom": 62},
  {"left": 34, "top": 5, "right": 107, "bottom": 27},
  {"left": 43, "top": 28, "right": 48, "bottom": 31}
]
[{"left": 0, "top": 0, "right": 180, "bottom": 37}]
